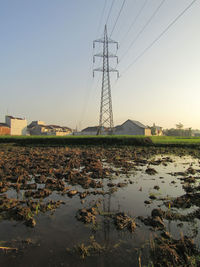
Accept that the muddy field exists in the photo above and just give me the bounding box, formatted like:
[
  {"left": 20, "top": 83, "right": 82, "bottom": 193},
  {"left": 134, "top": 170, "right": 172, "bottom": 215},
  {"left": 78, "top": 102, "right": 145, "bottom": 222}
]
[{"left": 0, "top": 145, "right": 200, "bottom": 266}]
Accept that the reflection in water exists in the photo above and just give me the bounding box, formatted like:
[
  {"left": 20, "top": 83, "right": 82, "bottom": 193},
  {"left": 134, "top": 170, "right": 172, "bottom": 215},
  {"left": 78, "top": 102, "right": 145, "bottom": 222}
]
[
  {"left": 103, "top": 195, "right": 111, "bottom": 248},
  {"left": 0, "top": 150, "right": 200, "bottom": 266}
]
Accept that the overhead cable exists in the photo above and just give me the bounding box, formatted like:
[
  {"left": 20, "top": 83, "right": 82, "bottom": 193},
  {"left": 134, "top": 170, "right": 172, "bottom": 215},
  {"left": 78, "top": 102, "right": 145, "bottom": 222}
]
[
  {"left": 120, "top": 0, "right": 198, "bottom": 77},
  {"left": 110, "top": 0, "right": 126, "bottom": 37},
  {"left": 119, "top": 0, "right": 149, "bottom": 45},
  {"left": 106, "top": 0, "right": 115, "bottom": 26},
  {"left": 119, "top": 0, "right": 166, "bottom": 63},
  {"left": 80, "top": 1, "right": 108, "bottom": 127}
]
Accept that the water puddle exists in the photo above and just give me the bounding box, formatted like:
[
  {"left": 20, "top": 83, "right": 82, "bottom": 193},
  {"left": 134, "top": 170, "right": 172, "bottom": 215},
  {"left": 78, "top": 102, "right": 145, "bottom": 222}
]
[{"left": 0, "top": 146, "right": 200, "bottom": 266}]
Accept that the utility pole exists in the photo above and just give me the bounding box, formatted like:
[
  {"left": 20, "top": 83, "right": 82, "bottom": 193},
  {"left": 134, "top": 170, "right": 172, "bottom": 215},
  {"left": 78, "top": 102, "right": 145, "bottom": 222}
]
[{"left": 93, "top": 25, "right": 119, "bottom": 135}]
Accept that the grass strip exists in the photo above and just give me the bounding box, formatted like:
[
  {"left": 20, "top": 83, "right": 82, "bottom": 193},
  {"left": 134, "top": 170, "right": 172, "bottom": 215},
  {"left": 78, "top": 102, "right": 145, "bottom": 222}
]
[{"left": 0, "top": 135, "right": 200, "bottom": 147}]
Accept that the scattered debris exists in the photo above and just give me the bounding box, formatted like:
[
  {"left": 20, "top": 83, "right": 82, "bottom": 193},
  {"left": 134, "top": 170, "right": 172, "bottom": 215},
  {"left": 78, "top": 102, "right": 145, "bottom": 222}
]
[
  {"left": 0, "top": 144, "right": 200, "bottom": 266},
  {"left": 150, "top": 234, "right": 200, "bottom": 266},
  {"left": 113, "top": 212, "right": 136, "bottom": 232},
  {"left": 76, "top": 207, "right": 98, "bottom": 224},
  {"left": 66, "top": 236, "right": 105, "bottom": 259},
  {"left": 146, "top": 168, "right": 157, "bottom": 175}
]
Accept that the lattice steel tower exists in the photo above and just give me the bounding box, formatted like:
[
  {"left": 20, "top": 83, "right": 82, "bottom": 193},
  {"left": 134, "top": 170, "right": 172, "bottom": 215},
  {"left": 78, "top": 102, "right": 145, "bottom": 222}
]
[{"left": 93, "top": 25, "right": 119, "bottom": 135}]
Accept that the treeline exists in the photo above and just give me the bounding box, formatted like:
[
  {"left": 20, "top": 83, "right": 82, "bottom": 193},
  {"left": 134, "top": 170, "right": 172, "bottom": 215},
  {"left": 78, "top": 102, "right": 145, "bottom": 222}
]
[
  {"left": 163, "top": 128, "right": 192, "bottom": 137},
  {"left": 163, "top": 123, "right": 194, "bottom": 136}
]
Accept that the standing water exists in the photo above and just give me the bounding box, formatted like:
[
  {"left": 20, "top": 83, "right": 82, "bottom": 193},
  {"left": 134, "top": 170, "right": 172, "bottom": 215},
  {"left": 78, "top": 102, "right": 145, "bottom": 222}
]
[{"left": 0, "top": 145, "right": 200, "bottom": 266}]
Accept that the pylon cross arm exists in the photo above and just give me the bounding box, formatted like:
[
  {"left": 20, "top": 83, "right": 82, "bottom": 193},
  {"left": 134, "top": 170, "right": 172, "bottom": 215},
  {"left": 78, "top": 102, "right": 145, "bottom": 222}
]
[{"left": 93, "top": 25, "right": 118, "bottom": 135}]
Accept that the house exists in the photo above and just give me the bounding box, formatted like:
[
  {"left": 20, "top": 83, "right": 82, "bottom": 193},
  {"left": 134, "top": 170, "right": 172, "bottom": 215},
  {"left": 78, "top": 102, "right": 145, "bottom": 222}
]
[
  {"left": 81, "top": 126, "right": 110, "bottom": 135},
  {"left": 27, "top": 121, "right": 48, "bottom": 135},
  {"left": 151, "top": 124, "right": 163, "bottom": 136},
  {"left": 114, "top": 119, "right": 151, "bottom": 136},
  {"left": 28, "top": 121, "right": 45, "bottom": 128},
  {"left": 154, "top": 126, "right": 163, "bottom": 136},
  {"left": 0, "top": 123, "right": 10, "bottom": 135},
  {"left": 81, "top": 126, "right": 99, "bottom": 135},
  {"left": 5, "top": 115, "right": 27, "bottom": 135},
  {"left": 27, "top": 121, "right": 72, "bottom": 136},
  {"left": 80, "top": 120, "right": 151, "bottom": 136},
  {"left": 46, "top": 125, "right": 72, "bottom": 136}
]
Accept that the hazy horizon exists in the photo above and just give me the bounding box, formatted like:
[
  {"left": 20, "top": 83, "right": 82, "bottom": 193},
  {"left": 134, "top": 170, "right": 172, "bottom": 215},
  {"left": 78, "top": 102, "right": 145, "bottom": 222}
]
[{"left": 0, "top": 0, "right": 199, "bottom": 130}]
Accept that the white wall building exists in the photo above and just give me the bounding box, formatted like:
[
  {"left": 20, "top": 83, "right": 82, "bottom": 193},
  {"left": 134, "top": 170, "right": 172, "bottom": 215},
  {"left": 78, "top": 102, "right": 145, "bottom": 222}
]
[
  {"left": 81, "top": 126, "right": 99, "bottom": 135},
  {"left": 5, "top": 115, "right": 27, "bottom": 136},
  {"left": 114, "top": 120, "right": 151, "bottom": 136},
  {"left": 80, "top": 126, "right": 108, "bottom": 135},
  {"left": 27, "top": 121, "right": 72, "bottom": 136}
]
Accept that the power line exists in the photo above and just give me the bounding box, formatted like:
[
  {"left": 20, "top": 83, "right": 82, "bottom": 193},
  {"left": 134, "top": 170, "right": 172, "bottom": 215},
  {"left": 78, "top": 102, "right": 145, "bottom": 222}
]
[
  {"left": 82, "top": 1, "right": 115, "bottom": 130},
  {"left": 79, "top": 1, "right": 109, "bottom": 129},
  {"left": 79, "top": 58, "right": 95, "bottom": 128},
  {"left": 119, "top": 0, "right": 149, "bottom": 45},
  {"left": 106, "top": 0, "right": 115, "bottom": 26},
  {"left": 110, "top": 0, "right": 126, "bottom": 37},
  {"left": 119, "top": 0, "right": 166, "bottom": 63},
  {"left": 120, "top": 0, "right": 198, "bottom": 77},
  {"left": 111, "top": 0, "right": 148, "bottom": 70}
]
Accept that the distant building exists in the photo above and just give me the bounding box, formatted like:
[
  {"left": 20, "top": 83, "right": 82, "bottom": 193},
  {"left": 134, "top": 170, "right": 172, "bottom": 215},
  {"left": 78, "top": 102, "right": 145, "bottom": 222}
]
[
  {"left": 81, "top": 126, "right": 99, "bottom": 135},
  {"left": 27, "top": 121, "right": 47, "bottom": 135},
  {"left": 27, "top": 121, "right": 72, "bottom": 136},
  {"left": 80, "top": 120, "right": 151, "bottom": 136},
  {"left": 28, "top": 120, "right": 45, "bottom": 127},
  {"left": 0, "top": 123, "right": 10, "bottom": 135},
  {"left": 154, "top": 126, "right": 163, "bottom": 136},
  {"left": 192, "top": 130, "right": 200, "bottom": 137},
  {"left": 5, "top": 115, "right": 27, "bottom": 135},
  {"left": 151, "top": 124, "right": 163, "bottom": 136},
  {"left": 114, "top": 119, "right": 151, "bottom": 136},
  {"left": 81, "top": 126, "right": 109, "bottom": 135},
  {"left": 46, "top": 125, "right": 72, "bottom": 136}
]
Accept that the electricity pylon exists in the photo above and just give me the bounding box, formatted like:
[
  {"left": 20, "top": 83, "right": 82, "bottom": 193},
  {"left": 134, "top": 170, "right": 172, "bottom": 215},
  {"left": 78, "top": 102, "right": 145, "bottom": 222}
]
[{"left": 93, "top": 25, "right": 119, "bottom": 135}]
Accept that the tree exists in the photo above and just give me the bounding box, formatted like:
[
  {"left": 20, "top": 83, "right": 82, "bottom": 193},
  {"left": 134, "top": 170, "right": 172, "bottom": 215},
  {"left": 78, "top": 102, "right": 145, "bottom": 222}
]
[
  {"left": 176, "top": 123, "right": 184, "bottom": 136},
  {"left": 188, "top": 127, "right": 192, "bottom": 137},
  {"left": 151, "top": 123, "right": 157, "bottom": 135},
  {"left": 176, "top": 123, "right": 183, "bottom": 130},
  {"left": 164, "top": 125, "right": 192, "bottom": 137}
]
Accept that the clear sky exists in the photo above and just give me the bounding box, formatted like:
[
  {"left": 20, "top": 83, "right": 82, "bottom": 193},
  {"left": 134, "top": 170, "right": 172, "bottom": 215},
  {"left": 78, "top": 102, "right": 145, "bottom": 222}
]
[{"left": 0, "top": 0, "right": 199, "bottom": 130}]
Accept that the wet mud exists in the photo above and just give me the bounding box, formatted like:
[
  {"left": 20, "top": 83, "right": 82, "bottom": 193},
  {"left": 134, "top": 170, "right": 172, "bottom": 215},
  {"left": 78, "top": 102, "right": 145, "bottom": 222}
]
[{"left": 0, "top": 145, "right": 200, "bottom": 266}]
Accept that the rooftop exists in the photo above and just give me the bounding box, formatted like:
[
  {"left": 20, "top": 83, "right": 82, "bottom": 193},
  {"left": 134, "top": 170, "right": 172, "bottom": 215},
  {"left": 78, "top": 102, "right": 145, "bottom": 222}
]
[
  {"left": 6, "top": 115, "right": 25, "bottom": 120},
  {"left": 129, "top": 120, "right": 147, "bottom": 129},
  {"left": 0, "top": 123, "right": 10, "bottom": 128},
  {"left": 27, "top": 122, "right": 72, "bottom": 131},
  {"left": 82, "top": 126, "right": 99, "bottom": 132},
  {"left": 154, "top": 126, "right": 162, "bottom": 130}
]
